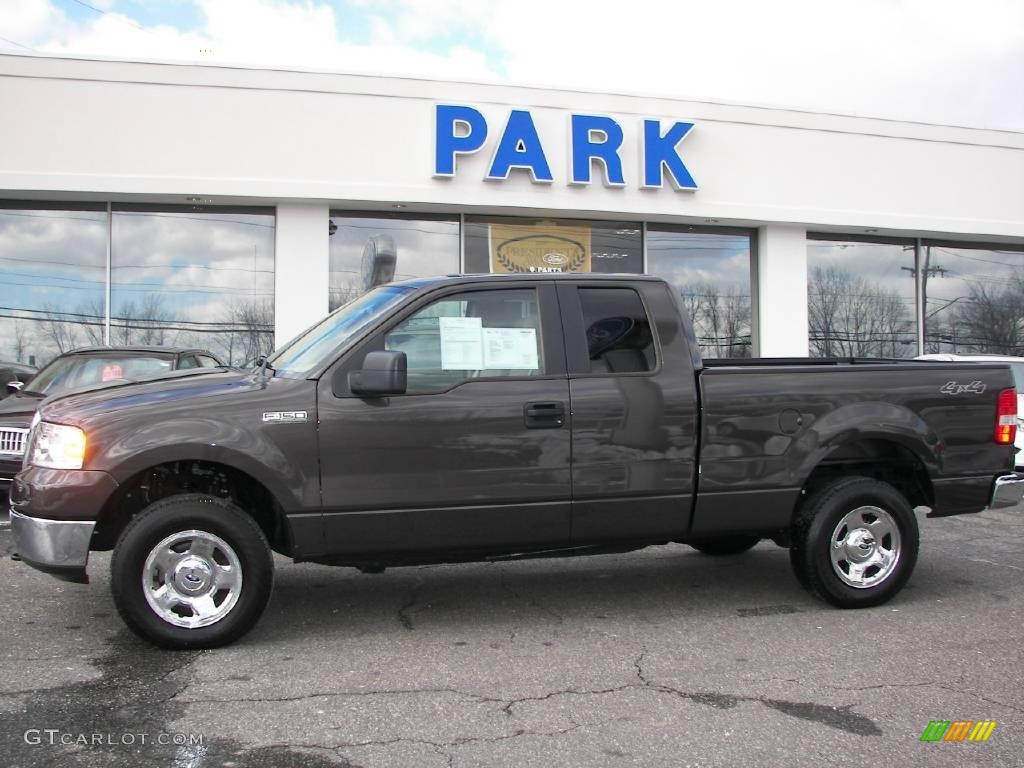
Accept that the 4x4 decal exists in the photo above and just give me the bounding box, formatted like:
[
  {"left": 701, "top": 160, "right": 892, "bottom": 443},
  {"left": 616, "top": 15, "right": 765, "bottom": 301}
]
[{"left": 940, "top": 381, "right": 986, "bottom": 395}]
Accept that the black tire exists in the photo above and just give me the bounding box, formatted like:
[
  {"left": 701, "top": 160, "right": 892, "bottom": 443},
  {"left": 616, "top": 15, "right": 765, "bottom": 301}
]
[
  {"left": 791, "top": 477, "right": 918, "bottom": 608},
  {"left": 111, "top": 494, "right": 274, "bottom": 649},
  {"left": 689, "top": 535, "right": 760, "bottom": 556}
]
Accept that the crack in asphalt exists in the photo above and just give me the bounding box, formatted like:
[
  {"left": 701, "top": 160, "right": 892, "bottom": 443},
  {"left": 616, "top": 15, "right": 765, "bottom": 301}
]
[
  {"left": 496, "top": 565, "right": 565, "bottom": 625},
  {"left": 180, "top": 687, "right": 504, "bottom": 706},
  {"left": 938, "top": 683, "right": 1024, "bottom": 714},
  {"left": 397, "top": 576, "right": 425, "bottom": 631},
  {"left": 255, "top": 718, "right": 612, "bottom": 768},
  {"left": 0, "top": 633, "right": 351, "bottom": 768},
  {"left": 749, "top": 676, "right": 960, "bottom": 694},
  {"left": 634, "top": 653, "right": 882, "bottom": 736},
  {"left": 336, "top": 719, "right": 607, "bottom": 754}
]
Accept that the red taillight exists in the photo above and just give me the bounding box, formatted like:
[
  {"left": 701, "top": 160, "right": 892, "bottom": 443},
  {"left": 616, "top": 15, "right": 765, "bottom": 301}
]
[{"left": 995, "top": 388, "right": 1017, "bottom": 445}]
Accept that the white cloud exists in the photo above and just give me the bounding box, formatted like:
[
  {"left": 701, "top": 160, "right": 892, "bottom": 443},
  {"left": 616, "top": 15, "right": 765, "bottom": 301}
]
[
  {"left": 5, "top": 0, "right": 499, "bottom": 82},
  {"left": 2, "top": 0, "right": 1022, "bottom": 128}
]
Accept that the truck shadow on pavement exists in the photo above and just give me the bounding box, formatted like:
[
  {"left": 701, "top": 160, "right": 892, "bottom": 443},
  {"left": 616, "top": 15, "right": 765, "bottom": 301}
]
[{"left": 257, "top": 545, "right": 886, "bottom": 641}]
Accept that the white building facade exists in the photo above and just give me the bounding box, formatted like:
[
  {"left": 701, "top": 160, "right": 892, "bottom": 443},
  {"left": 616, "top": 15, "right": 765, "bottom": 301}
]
[{"left": 1, "top": 53, "right": 1023, "bottom": 367}]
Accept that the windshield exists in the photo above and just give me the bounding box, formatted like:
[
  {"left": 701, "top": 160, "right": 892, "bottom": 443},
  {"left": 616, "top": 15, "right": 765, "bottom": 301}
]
[
  {"left": 268, "top": 284, "right": 418, "bottom": 375},
  {"left": 24, "top": 354, "right": 175, "bottom": 396}
]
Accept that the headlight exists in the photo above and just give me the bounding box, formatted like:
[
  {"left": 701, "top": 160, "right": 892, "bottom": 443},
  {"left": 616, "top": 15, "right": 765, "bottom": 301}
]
[{"left": 29, "top": 422, "right": 87, "bottom": 470}]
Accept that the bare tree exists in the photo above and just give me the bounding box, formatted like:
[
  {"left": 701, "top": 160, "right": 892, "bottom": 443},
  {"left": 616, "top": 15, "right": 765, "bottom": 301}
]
[
  {"left": 77, "top": 299, "right": 106, "bottom": 346},
  {"left": 112, "top": 295, "right": 171, "bottom": 346},
  {"left": 12, "top": 319, "right": 31, "bottom": 363},
  {"left": 680, "top": 281, "right": 752, "bottom": 358},
  {"left": 808, "top": 266, "right": 914, "bottom": 358},
  {"left": 951, "top": 273, "right": 1024, "bottom": 354},
  {"left": 113, "top": 300, "right": 135, "bottom": 346},
  {"left": 329, "top": 285, "right": 361, "bottom": 313},
  {"left": 220, "top": 298, "right": 274, "bottom": 366},
  {"left": 39, "top": 303, "right": 79, "bottom": 355},
  {"left": 135, "top": 294, "right": 170, "bottom": 346}
]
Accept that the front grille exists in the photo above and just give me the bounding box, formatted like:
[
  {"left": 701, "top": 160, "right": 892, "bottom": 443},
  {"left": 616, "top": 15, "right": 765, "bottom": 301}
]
[{"left": 0, "top": 427, "right": 28, "bottom": 457}]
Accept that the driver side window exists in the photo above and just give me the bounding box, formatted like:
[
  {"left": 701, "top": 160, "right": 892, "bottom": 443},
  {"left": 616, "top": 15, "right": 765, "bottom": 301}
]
[{"left": 384, "top": 288, "right": 544, "bottom": 394}]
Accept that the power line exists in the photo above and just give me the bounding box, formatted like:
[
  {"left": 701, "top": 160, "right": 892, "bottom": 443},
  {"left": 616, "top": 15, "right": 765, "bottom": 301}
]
[
  {"left": 61, "top": 0, "right": 144, "bottom": 30},
  {"left": 0, "top": 277, "right": 273, "bottom": 296},
  {"left": 0, "top": 35, "right": 37, "bottom": 51}
]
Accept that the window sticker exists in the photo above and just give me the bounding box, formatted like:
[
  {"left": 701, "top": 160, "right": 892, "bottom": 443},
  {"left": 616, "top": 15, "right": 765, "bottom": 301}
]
[
  {"left": 439, "top": 316, "right": 484, "bottom": 370},
  {"left": 482, "top": 328, "right": 539, "bottom": 369},
  {"left": 101, "top": 364, "right": 124, "bottom": 381}
]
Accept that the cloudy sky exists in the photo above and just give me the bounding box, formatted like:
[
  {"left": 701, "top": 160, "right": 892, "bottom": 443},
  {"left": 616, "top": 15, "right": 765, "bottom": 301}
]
[{"left": 3, "top": 0, "right": 1023, "bottom": 130}]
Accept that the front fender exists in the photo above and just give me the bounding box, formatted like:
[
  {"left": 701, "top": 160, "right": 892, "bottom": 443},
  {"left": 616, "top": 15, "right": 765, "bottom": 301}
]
[{"left": 93, "top": 416, "right": 315, "bottom": 513}]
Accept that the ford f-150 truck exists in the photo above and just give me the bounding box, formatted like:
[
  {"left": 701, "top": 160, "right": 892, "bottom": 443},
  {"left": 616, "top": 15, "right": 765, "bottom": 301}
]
[{"left": 9, "top": 274, "right": 1024, "bottom": 648}]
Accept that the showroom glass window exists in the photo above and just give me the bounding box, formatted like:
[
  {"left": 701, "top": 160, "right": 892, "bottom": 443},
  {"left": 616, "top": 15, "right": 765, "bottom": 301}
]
[
  {"left": 110, "top": 205, "right": 275, "bottom": 366},
  {"left": 463, "top": 216, "right": 643, "bottom": 276},
  {"left": 328, "top": 213, "right": 460, "bottom": 311},
  {"left": 806, "top": 235, "right": 918, "bottom": 358},
  {"left": 0, "top": 202, "right": 107, "bottom": 368},
  {"left": 646, "top": 226, "right": 754, "bottom": 358},
  {"left": 920, "top": 241, "right": 1024, "bottom": 355}
]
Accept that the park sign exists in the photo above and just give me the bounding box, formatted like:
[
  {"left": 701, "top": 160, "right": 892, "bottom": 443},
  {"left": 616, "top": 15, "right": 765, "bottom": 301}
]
[{"left": 433, "top": 104, "right": 698, "bottom": 190}]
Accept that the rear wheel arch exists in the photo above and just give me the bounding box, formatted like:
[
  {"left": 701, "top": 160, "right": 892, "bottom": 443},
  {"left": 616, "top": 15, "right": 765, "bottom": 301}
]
[{"left": 795, "top": 438, "right": 935, "bottom": 521}]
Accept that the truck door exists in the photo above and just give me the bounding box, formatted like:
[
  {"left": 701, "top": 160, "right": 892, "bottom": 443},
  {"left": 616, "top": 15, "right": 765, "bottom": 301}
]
[
  {"left": 556, "top": 280, "right": 700, "bottom": 544},
  {"left": 316, "top": 281, "right": 571, "bottom": 556}
]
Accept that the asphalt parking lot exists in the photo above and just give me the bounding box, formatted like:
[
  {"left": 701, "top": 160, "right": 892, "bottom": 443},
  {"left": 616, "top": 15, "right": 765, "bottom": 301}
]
[{"left": 1, "top": 504, "right": 1021, "bottom": 768}]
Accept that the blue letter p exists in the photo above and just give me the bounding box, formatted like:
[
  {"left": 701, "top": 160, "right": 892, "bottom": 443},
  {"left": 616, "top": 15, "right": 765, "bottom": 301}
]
[{"left": 434, "top": 104, "right": 488, "bottom": 177}]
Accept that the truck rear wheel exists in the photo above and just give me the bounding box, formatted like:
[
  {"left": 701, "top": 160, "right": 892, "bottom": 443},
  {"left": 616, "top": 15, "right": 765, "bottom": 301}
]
[
  {"left": 688, "top": 535, "right": 760, "bottom": 555},
  {"left": 111, "top": 494, "right": 273, "bottom": 648},
  {"left": 790, "top": 477, "right": 918, "bottom": 608}
]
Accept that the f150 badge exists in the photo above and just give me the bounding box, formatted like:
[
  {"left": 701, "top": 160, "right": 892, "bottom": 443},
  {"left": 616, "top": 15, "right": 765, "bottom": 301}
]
[
  {"left": 262, "top": 411, "right": 308, "bottom": 423},
  {"left": 940, "top": 381, "right": 986, "bottom": 395}
]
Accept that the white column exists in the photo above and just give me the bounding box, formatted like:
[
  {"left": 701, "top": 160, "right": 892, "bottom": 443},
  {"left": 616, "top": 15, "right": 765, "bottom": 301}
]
[
  {"left": 274, "top": 203, "right": 330, "bottom": 345},
  {"left": 755, "top": 224, "right": 809, "bottom": 357}
]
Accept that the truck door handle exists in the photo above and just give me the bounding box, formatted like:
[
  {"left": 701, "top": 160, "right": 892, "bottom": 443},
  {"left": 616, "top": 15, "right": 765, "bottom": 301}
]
[{"left": 524, "top": 401, "right": 566, "bottom": 429}]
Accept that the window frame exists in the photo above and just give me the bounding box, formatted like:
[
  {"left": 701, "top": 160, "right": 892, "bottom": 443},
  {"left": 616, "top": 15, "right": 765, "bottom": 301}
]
[
  {"left": 645, "top": 223, "right": 757, "bottom": 359},
  {"left": 327, "top": 210, "right": 462, "bottom": 312},
  {"left": 806, "top": 232, "right": 920, "bottom": 358},
  {"left": 327, "top": 281, "right": 567, "bottom": 398},
  {"left": 556, "top": 282, "right": 663, "bottom": 378}
]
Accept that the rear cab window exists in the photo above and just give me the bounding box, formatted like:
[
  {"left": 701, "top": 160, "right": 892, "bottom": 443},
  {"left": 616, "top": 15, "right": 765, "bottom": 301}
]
[{"left": 576, "top": 287, "right": 657, "bottom": 374}]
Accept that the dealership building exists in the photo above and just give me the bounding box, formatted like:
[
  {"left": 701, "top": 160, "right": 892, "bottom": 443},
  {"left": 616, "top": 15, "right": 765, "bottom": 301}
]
[{"left": 1, "top": 53, "right": 1023, "bottom": 369}]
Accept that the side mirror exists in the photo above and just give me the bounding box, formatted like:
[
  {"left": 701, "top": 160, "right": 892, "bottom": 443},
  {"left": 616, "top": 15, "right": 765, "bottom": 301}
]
[
  {"left": 7, "top": 381, "right": 24, "bottom": 394},
  {"left": 343, "top": 350, "right": 407, "bottom": 397}
]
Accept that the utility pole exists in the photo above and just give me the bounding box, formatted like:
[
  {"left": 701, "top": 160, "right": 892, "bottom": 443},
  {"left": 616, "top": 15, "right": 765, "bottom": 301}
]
[{"left": 902, "top": 245, "right": 949, "bottom": 352}]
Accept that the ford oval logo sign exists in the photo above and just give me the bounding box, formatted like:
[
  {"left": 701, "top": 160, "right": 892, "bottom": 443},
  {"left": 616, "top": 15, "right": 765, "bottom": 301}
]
[{"left": 542, "top": 252, "right": 569, "bottom": 267}]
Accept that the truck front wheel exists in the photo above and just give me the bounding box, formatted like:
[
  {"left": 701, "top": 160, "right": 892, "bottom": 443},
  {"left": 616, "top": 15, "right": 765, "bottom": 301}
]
[
  {"left": 790, "top": 477, "right": 919, "bottom": 608},
  {"left": 111, "top": 494, "right": 274, "bottom": 648}
]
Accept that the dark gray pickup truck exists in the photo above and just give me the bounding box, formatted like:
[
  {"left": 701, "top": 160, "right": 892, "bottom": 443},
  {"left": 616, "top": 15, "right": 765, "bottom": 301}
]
[{"left": 10, "top": 274, "right": 1024, "bottom": 648}]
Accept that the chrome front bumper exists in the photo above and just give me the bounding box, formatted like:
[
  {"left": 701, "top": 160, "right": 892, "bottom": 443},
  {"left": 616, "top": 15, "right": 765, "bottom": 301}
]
[
  {"left": 10, "top": 510, "right": 95, "bottom": 583},
  {"left": 988, "top": 473, "right": 1024, "bottom": 510}
]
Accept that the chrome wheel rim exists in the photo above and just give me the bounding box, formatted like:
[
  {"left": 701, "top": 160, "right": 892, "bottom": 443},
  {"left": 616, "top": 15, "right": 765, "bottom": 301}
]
[
  {"left": 143, "top": 529, "right": 243, "bottom": 628},
  {"left": 829, "top": 506, "right": 901, "bottom": 589}
]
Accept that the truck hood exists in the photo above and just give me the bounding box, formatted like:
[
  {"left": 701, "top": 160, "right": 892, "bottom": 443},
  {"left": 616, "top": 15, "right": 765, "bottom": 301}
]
[
  {"left": 0, "top": 391, "right": 41, "bottom": 429},
  {"left": 38, "top": 369, "right": 268, "bottom": 428}
]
